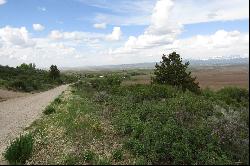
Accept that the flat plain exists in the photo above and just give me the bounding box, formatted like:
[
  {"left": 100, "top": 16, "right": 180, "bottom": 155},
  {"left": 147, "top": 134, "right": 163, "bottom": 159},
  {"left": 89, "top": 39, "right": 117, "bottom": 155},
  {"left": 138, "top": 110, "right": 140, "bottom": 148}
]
[{"left": 122, "top": 64, "right": 249, "bottom": 90}]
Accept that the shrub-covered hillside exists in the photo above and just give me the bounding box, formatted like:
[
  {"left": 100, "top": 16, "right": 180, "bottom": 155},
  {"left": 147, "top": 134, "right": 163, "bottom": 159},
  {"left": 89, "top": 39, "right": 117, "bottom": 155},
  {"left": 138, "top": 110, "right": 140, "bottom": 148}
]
[
  {"left": 75, "top": 76, "right": 249, "bottom": 164},
  {"left": 0, "top": 63, "right": 77, "bottom": 92},
  {"left": 7, "top": 74, "right": 248, "bottom": 165}
]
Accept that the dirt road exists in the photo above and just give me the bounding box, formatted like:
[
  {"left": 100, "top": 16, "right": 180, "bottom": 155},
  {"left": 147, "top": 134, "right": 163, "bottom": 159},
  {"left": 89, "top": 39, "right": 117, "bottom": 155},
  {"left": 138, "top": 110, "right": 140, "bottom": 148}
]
[
  {"left": 0, "top": 89, "right": 29, "bottom": 102},
  {"left": 0, "top": 84, "right": 69, "bottom": 164}
]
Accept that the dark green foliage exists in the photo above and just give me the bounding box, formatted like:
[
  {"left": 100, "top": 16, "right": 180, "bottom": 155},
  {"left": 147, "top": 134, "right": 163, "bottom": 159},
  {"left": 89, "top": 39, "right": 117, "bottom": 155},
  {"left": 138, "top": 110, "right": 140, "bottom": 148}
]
[
  {"left": 64, "top": 155, "right": 80, "bottom": 165},
  {"left": 43, "top": 106, "right": 56, "bottom": 115},
  {"left": 97, "top": 157, "right": 111, "bottom": 165},
  {"left": 90, "top": 75, "right": 121, "bottom": 90},
  {"left": 54, "top": 97, "right": 62, "bottom": 104},
  {"left": 202, "top": 87, "right": 249, "bottom": 108},
  {"left": 110, "top": 84, "right": 178, "bottom": 103},
  {"left": 4, "top": 133, "right": 34, "bottom": 164},
  {"left": 83, "top": 150, "right": 96, "bottom": 162},
  {"left": 16, "top": 63, "right": 36, "bottom": 70},
  {"left": 152, "top": 52, "right": 200, "bottom": 93},
  {"left": 49, "top": 65, "right": 60, "bottom": 80},
  {"left": 112, "top": 149, "right": 123, "bottom": 161},
  {"left": 0, "top": 63, "right": 77, "bottom": 92},
  {"left": 217, "top": 87, "right": 249, "bottom": 107}
]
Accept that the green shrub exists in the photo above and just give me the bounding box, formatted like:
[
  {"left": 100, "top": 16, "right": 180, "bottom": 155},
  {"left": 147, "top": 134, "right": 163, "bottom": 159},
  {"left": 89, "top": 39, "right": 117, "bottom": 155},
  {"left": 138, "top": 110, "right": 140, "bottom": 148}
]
[
  {"left": 97, "top": 157, "right": 111, "bottom": 165},
  {"left": 110, "top": 86, "right": 231, "bottom": 164},
  {"left": 0, "top": 64, "right": 77, "bottom": 92},
  {"left": 216, "top": 87, "right": 249, "bottom": 107},
  {"left": 93, "top": 91, "right": 109, "bottom": 103},
  {"left": 4, "top": 133, "right": 34, "bottom": 164},
  {"left": 112, "top": 149, "right": 123, "bottom": 161},
  {"left": 64, "top": 155, "right": 79, "bottom": 165},
  {"left": 54, "top": 97, "right": 62, "bottom": 104},
  {"left": 83, "top": 150, "right": 96, "bottom": 162},
  {"left": 73, "top": 78, "right": 249, "bottom": 165},
  {"left": 43, "top": 105, "right": 56, "bottom": 115},
  {"left": 9, "top": 80, "right": 27, "bottom": 91},
  {"left": 90, "top": 75, "right": 121, "bottom": 90}
]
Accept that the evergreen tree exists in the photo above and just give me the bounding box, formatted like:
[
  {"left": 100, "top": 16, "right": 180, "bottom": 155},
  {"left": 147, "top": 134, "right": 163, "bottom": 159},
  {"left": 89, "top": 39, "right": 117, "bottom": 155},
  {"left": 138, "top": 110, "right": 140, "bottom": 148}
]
[
  {"left": 49, "top": 65, "right": 60, "bottom": 80},
  {"left": 152, "top": 52, "right": 200, "bottom": 93}
]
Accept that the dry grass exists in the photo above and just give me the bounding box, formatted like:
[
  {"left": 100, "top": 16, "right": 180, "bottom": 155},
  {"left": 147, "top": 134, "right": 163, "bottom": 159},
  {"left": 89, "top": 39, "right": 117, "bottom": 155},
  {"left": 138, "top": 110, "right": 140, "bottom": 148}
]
[{"left": 122, "top": 65, "right": 249, "bottom": 90}]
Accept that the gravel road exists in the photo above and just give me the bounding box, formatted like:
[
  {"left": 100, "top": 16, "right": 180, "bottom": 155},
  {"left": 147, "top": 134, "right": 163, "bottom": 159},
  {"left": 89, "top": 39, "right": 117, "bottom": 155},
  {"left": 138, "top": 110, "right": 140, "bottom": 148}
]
[
  {"left": 0, "top": 84, "right": 69, "bottom": 164},
  {"left": 0, "top": 89, "right": 29, "bottom": 102}
]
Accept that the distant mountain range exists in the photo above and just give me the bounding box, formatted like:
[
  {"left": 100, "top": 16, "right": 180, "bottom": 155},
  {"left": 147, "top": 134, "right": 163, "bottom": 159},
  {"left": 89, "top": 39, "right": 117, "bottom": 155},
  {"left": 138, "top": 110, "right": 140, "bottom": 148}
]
[{"left": 61, "top": 57, "right": 249, "bottom": 71}]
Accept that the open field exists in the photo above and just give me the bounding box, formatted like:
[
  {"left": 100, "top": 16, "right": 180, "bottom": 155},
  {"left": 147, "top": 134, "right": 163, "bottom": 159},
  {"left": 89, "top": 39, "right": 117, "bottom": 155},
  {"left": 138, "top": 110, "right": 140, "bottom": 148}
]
[{"left": 122, "top": 65, "right": 249, "bottom": 90}]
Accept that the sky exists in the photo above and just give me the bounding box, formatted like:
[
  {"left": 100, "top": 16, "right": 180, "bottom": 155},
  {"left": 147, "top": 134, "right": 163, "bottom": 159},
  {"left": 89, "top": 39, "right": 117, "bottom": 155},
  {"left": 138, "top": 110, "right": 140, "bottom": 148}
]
[{"left": 0, "top": 0, "right": 249, "bottom": 68}]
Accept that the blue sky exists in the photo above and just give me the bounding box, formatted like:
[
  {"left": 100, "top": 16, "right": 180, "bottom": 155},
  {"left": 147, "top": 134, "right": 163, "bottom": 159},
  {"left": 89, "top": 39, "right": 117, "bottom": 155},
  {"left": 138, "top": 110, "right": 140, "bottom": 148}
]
[{"left": 0, "top": 0, "right": 249, "bottom": 67}]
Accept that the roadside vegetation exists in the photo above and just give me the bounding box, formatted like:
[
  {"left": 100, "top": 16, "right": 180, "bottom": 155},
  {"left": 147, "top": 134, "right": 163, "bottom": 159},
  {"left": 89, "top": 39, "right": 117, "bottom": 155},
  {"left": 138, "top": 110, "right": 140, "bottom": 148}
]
[
  {"left": 0, "top": 63, "right": 77, "bottom": 92},
  {"left": 3, "top": 52, "right": 249, "bottom": 165}
]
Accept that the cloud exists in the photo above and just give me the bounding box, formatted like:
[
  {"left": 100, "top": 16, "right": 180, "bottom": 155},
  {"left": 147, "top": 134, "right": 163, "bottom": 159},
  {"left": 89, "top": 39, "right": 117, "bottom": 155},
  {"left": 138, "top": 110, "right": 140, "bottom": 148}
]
[
  {"left": 175, "top": 30, "right": 249, "bottom": 60},
  {"left": 93, "top": 23, "right": 106, "bottom": 29},
  {"left": 78, "top": 0, "right": 155, "bottom": 26},
  {"left": 49, "top": 30, "right": 64, "bottom": 40},
  {"left": 33, "top": 24, "right": 45, "bottom": 31},
  {"left": 106, "top": 27, "right": 122, "bottom": 41},
  {"left": 0, "top": 0, "right": 6, "bottom": 5},
  {"left": 82, "top": 0, "right": 248, "bottom": 27},
  {"left": 0, "top": 0, "right": 249, "bottom": 67},
  {"left": 109, "top": 0, "right": 180, "bottom": 54},
  {"left": 37, "top": 6, "right": 46, "bottom": 12},
  {"left": 0, "top": 27, "right": 82, "bottom": 67},
  {"left": 0, "top": 26, "right": 35, "bottom": 48},
  {"left": 106, "top": 0, "right": 248, "bottom": 63},
  {"left": 163, "top": 0, "right": 249, "bottom": 25}
]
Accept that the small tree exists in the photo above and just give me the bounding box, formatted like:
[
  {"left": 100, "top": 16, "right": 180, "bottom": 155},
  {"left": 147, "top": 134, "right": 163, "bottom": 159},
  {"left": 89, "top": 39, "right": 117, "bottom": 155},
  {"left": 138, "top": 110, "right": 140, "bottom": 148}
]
[
  {"left": 152, "top": 52, "right": 200, "bottom": 93},
  {"left": 17, "top": 63, "right": 36, "bottom": 70},
  {"left": 49, "top": 65, "right": 60, "bottom": 80}
]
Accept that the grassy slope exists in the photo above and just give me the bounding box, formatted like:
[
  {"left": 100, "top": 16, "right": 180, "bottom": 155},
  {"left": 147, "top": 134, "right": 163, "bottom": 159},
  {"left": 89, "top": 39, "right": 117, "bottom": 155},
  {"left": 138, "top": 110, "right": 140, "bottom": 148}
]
[
  {"left": 25, "top": 85, "right": 136, "bottom": 165},
  {"left": 17, "top": 76, "right": 249, "bottom": 165}
]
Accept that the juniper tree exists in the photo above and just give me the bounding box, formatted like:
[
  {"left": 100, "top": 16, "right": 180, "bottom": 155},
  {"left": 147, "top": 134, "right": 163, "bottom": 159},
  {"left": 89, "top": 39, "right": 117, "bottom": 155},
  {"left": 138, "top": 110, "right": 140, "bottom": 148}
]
[
  {"left": 49, "top": 65, "right": 60, "bottom": 80},
  {"left": 152, "top": 52, "right": 200, "bottom": 93}
]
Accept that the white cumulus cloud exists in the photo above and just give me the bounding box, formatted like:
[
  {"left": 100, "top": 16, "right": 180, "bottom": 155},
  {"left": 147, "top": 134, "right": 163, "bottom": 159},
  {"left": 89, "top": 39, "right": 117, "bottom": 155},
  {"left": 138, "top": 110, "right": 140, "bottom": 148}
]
[
  {"left": 106, "top": 27, "right": 122, "bottom": 41},
  {"left": 175, "top": 30, "right": 249, "bottom": 60},
  {"left": 0, "top": 26, "right": 35, "bottom": 48},
  {"left": 93, "top": 23, "right": 107, "bottom": 29},
  {"left": 33, "top": 24, "right": 45, "bottom": 31},
  {"left": 110, "top": 0, "right": 180, "bottom": 54}
]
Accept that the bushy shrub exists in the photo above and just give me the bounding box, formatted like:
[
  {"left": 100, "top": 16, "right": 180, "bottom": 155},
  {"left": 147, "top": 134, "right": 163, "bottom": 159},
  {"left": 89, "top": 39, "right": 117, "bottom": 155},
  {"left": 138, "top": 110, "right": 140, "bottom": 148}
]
[
  {"left": 93, "top": 91, "right": 109, "bottom": 103},
  {"left": 110, "top": 84, "right": 178, "bottom": 103},
  {"left": 43, "top": 105, "right": 56, "bottom": 115},
  {"left": 54, "top": 97, "right": 62, "bottom": 104},
  {"left": 73, "top": 78, "right": 249, "bottom": 165},
  {"left": 104, "top": 84, "right": 247, "bottom": 164},
  {"left": 0, "top": 64, "right": 77, "bottom": 92},
  {"left": 112, "top": 149, "right": 123, "bottom": 161},
  {"left": 90, "top": 75, "right": 121, "bottom": 90},
  {"left": 83, "top": 150, "right": 96, "bottom": 162},
  {"left": 9, "top": 80, "right": 27, "bottom": 91},
  {"left": 4, "top": 133, "right": 34, "bottom": 164},
  {"left": 216, "top": 87, "right": 249, "bottom": 107}
]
